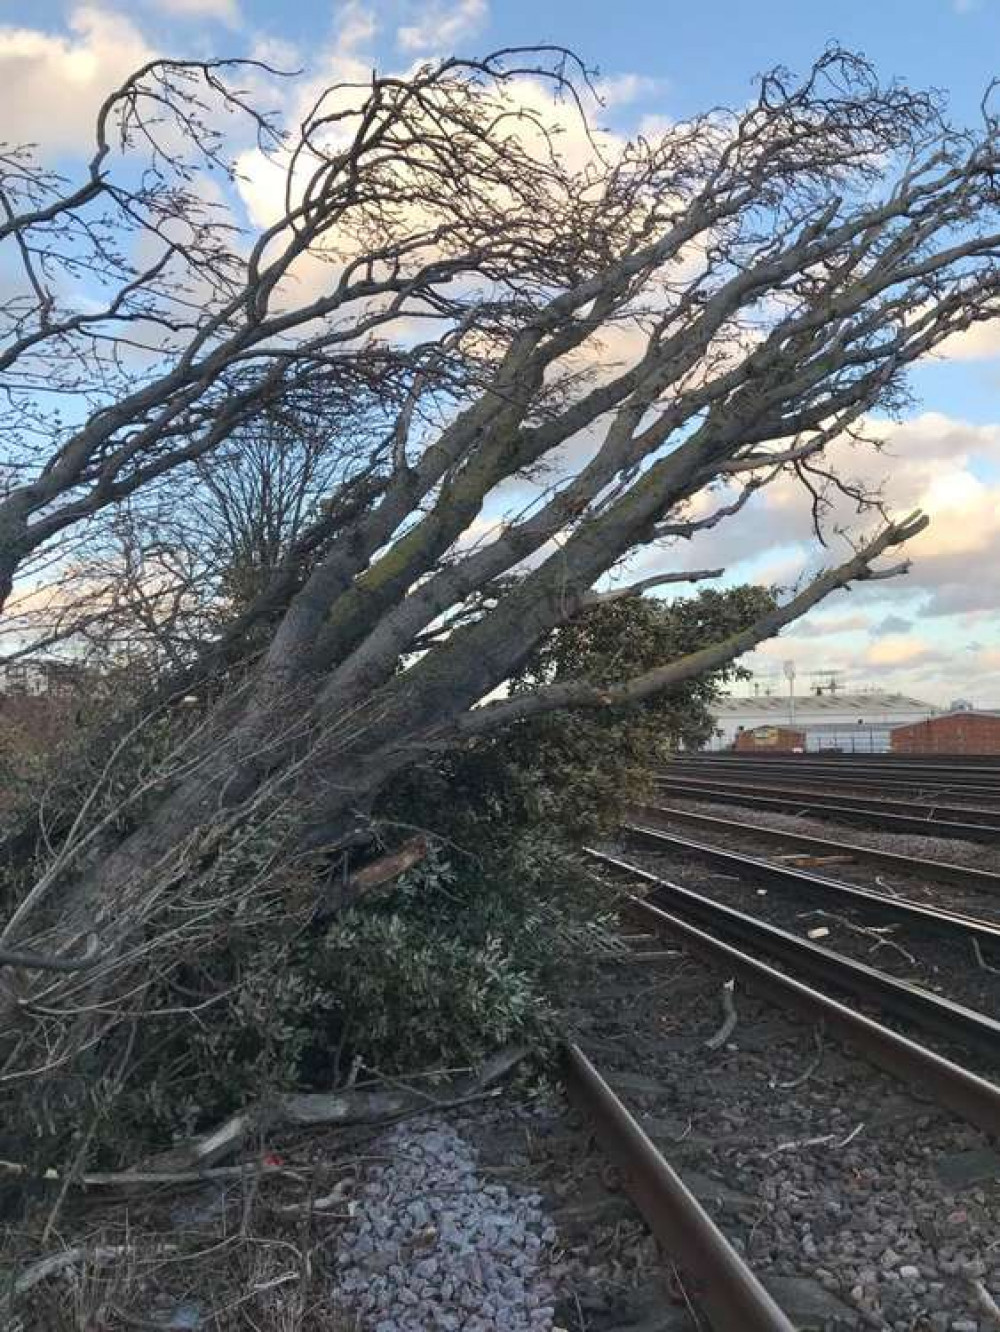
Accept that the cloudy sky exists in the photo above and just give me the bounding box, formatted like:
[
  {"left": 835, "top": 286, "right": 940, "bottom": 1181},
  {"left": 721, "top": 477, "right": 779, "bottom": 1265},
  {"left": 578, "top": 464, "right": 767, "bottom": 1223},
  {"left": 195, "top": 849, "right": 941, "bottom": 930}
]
[{"left": 3, "top": 0, "right": 1000, "bottom": 704}]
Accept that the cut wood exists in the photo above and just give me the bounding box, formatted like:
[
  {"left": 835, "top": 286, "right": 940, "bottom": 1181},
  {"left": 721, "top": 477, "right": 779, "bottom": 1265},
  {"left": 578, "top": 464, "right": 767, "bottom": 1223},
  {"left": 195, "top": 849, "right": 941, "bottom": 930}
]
[{"left": 346, "top": 836, "right": 429, "bottom": 900}]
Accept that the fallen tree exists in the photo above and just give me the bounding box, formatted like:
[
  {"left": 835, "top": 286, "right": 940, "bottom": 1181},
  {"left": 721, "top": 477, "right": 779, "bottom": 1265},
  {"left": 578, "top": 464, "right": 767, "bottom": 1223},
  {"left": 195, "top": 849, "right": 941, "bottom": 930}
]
[{"left": 2, "top": 46, "right": 1000, "bottom": 1153}]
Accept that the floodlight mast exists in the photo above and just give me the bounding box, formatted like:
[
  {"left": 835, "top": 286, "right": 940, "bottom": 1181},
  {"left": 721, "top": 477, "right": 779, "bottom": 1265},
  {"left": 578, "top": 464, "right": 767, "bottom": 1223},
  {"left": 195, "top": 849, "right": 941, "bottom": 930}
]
[{"left": 783, "top": 659, "right": 797, "bottom": 729}]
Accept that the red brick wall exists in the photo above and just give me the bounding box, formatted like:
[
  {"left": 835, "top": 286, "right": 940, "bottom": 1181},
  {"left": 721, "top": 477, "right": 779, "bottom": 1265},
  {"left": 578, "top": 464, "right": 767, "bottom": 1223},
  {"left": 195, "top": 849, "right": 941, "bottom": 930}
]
[{"left": 892, "top": 714, "right": 1000, "bottom": 755}]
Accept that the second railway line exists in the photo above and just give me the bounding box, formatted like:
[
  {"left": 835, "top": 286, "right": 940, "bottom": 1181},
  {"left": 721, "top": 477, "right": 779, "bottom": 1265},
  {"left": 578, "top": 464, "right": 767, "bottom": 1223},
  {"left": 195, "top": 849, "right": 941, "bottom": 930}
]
[{"left": 551, "top": 751, "right": 1000, "bottom": 1326}]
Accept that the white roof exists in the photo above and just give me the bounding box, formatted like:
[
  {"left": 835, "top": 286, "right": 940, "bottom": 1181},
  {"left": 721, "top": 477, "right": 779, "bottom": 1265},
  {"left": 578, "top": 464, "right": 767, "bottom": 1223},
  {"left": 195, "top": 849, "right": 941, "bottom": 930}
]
[
  {"left": 715, "top": 691, "right": 935, "bottom": 716},
  {"left": 801, "top": 720, "right": 900, "bottom": 735}
]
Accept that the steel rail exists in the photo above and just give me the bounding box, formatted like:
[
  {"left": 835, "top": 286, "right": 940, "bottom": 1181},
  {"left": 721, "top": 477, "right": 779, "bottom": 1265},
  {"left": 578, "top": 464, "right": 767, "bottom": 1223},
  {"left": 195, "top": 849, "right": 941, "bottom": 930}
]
[
  {"left": 677, "top": 755, "right": 1000, "bottom": 777},
  {"left": 561, "top": 1044, "right": 797, "bottom": 1332},
  {"left": 654, "top": 774, "right": 1000, "bottom": 826},
  {"left": 585, "top": 849, "right": 1000, "bottom": 1136},
  {"left": 629, "top": 802, "right": 1000, "bottom": 897},
  {"left": 703, "top": 752, "right": 1000, "bottom": 766},
  {"left": 688, "top": 763, "right": 1000, "bottom": 789},
  {"left": 666, "top": 762, "right": 1000, "bottom": 802},
  {"left": 649, "top": 781, "right": 1000, "bottom": 843},
  {"left": 693, "top": 755, "right": 1000, "bottom": 775},
  {"left": 586, "top": 847, "right": 1000, "bottom": 1068},
  {"left": 620, "top": 821, "right": 1000, "bottom": 945}
]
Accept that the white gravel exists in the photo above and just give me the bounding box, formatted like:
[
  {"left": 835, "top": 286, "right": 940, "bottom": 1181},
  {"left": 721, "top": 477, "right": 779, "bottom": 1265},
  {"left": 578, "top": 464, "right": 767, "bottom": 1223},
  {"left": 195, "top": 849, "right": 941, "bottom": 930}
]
[{"left": 333, "top": 1116, "right": 558, "bottom": 1331}]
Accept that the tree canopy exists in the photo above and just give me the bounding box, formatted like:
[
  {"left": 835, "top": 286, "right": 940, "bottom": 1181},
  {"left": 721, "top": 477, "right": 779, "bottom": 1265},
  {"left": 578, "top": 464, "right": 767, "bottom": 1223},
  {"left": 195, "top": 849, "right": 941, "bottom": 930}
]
[{"left": 3, "top": 44, "right": 1000, "bottom": 1140}]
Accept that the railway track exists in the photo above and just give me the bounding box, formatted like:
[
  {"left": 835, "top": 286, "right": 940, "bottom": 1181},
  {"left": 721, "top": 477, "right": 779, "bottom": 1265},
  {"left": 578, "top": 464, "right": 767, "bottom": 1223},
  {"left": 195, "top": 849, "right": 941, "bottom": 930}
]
[
  {"left": 564, "top": 847, "right": 1000, "bottom": 1330},
  {"left": 620, "top": 820, "right": 1000, "bottom": 950},
  {"left": 629, "top": 801, "right": 1000, "bottom": 899},
  {"left": 655, "top": 774, "right": 1000, "bottom": 828},
  {"left": 694, "top": 754, "right": 1000, "bottom": 775},
  {"left": 666, "top": 762, "right": 1000, "bottom": 805},
  {"left": 561, "top": 1044, "right": 797, "bottom": 1331},
  {"left": 651, "top": 777, "right": 1000, "bottom": 842},
  {"left": 590, "top": 844, "right": 1000, "bottom": 1066}
]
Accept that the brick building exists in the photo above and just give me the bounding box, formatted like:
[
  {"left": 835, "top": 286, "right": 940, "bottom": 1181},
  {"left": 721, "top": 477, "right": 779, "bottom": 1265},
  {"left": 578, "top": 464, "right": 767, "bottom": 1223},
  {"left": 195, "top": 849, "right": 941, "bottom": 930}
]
[
  {"left": 891, "top": 710, "right": 1000, "bottom": 756},
  {"left": 710, "top": 690, "right": 936, "bottom": 750}
]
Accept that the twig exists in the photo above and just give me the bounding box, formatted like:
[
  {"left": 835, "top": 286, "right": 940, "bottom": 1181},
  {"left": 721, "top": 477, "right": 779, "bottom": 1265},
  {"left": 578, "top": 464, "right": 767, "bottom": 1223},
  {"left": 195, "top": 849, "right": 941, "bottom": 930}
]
[
  {"left": 0, "top": 934, "right": 101, "bottom": 973},
  {"left": 762, "top": 1121, "right": 864, "bottom": 1158},
  {"left": 13, "top": 1243, "right": 178, "bottom": 1296},
  {"left": 973, "top": 938, "right": 1000, "bottom": 975},
  {"left": 272, "top": 1180, "right": 355, "bottom": 1216},
  {"left": 797, "top": 910, "right": 917, "bottom": 965},
  {"left": 345, "top": 1054, "right": 363, "bottom": 1088},
  {"left": 874, "top": 875, "right": 903, "bottom": 898},
  {"left": 1, "top": 1046, "right": 531, "bottom": 1187},
  {"left": 761, "top": 1134, "right": 837, "bottom": 1160},
  {"left": 705, "top": 978, "right": 737, "bottom": 1050},
  {"left": 0, "top": 1157, "right": 385, "bottom": 1188},
  {"left": 358, "top": 1060, "right": 444, "bottom": 1105},
  {"left": 971, "top": 1278, "right": 1000, "bottom": 1328},
  {"left": 770, "top": 1024, "right": 824, "bottom": 1090},
  {"left": 673, "top": 1117, "right": 693, "bottom": 1143},
  {"left": 668, "top": 1260, "right": 707, "bottom": 1330},
  {"left": 837, "top": 1121, "right": 865, "bottom": 1147}
]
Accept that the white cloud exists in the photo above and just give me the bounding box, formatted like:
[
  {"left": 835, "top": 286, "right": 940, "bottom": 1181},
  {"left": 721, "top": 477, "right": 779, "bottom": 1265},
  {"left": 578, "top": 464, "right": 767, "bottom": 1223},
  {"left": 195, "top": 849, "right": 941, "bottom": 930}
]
[
  {"left": 397, "top": 0, "right": 487, "bottom": 54},
  {"left": 933, "top": 317, "right": 1000, "bottom": 361},
  {"left": 149, "top": 0, "right": 241, "bottom": 25},
  {"left": 332, "top": 0, "right": 378, "bottom": 53},
  {"left": 596, "top": 73, "right": 668, "bottom": 108},
  {"left": 865, "top": 634, "right": 937, "bottom": 668},
  {"left": 0, "top": 6, "right": 152, "bottom": 151},
  {"left": 609, "top": 405, "right": 1000, "bottom": 701}
]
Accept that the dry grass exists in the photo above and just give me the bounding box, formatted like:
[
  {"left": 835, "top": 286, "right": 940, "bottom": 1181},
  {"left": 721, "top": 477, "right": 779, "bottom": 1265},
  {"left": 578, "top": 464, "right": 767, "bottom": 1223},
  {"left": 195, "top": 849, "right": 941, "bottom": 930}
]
[{"left": 2, "top": 1126, "right": 381, "bottom": 1331}]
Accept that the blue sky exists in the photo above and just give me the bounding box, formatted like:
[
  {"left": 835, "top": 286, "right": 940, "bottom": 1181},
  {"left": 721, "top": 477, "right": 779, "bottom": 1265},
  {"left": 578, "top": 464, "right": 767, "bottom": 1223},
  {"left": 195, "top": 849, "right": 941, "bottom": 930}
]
[{"left": 3, "top": 0, "right": 1000, "bottom": 704}]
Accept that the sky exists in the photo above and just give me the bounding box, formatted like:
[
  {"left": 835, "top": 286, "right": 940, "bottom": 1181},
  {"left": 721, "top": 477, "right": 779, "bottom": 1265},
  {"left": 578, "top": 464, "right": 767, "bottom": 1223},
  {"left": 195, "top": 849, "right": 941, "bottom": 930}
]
[{"left": 3, "top": 0, "right": 1000, "bottom": 705}]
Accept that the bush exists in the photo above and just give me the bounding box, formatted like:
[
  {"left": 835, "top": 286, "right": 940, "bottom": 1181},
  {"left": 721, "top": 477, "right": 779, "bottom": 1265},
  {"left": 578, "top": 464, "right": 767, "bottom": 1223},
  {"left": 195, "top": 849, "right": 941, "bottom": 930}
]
[{"left": 2, "top": 586, "right": 774, "bottom": 1171}]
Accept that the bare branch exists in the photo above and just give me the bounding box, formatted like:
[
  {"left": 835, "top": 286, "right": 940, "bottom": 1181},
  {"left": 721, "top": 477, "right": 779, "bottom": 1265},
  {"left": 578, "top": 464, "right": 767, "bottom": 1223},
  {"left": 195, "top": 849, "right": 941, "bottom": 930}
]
[
  {"left": 579, "top": 568, "right": 725, "bottom": 607},
  {"left": 443, "top": 513, "right": 928, "bottom": 740}
]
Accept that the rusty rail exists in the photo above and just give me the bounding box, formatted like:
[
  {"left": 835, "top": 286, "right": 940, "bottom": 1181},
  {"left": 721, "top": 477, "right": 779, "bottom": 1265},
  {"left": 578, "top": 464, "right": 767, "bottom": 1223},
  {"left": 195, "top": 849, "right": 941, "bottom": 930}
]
[
  {"left": 655, "top": 773, "right": 1000, "bottom": 826},
  {"left": 650, "top": 779, "right": 1000, "bottom": 843},
  {"left": 668, "top": 757, "right": 1000, "bottom": 798},
  {"left": 629, "top": 802, "right": 1000, "bottom": 897},
  {"left": 586, "top": 848, "right": 1000, "bottom": 1137},
  {"left": 561, "top": 1043, "right": 796, "bottom": 1332},
  {"left": 621, "top": 820, "right": 1000, "bottom": 943}
]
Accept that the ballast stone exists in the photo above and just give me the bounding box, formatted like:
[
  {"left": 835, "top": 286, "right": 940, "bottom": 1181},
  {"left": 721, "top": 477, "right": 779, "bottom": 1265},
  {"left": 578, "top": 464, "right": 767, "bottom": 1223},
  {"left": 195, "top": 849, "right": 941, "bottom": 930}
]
[{"left": 332, "top": 1116, "right": 558, "bottom": 1330}]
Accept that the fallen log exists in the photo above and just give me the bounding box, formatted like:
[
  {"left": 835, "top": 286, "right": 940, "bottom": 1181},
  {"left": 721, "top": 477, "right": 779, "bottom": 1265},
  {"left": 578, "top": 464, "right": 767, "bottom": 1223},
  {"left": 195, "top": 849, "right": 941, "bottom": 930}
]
[{"left": 1, "top": 1044, "right": 531, "bottom": 1187}]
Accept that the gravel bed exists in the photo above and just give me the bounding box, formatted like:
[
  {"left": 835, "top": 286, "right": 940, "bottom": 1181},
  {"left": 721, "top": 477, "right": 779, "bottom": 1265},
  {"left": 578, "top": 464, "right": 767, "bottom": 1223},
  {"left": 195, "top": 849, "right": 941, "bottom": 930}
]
[
  {"left": 325, "top": 1091, "right": 701, "bottom": 1332},
  {"left": 643, "top": 797, "right": 1000, "bottom": 874},
  {"left": 607, "top": 834, "right": 1000, "bottom": 1065},
  {"left": 332, "top": 1116, "right": 558, "bottom": 1331},
  {"left": 566, "top": 898, "right": 1000, "bottom": 1331}
]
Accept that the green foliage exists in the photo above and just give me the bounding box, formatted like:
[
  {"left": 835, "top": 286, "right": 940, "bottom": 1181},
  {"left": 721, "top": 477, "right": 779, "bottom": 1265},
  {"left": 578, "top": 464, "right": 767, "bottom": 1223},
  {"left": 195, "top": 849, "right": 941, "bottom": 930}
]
[
  {"left": 513, "top": 584, "right": 777, "bottom": 739},
  {"left": 305, "top": 904, "right": 545, "bottom": 1074},
  {"left": 5, "top": 585, "right": 775, "bottom": 1169},
  {"left": 385, "top": 584, "right": 776, "bottom": 843}
]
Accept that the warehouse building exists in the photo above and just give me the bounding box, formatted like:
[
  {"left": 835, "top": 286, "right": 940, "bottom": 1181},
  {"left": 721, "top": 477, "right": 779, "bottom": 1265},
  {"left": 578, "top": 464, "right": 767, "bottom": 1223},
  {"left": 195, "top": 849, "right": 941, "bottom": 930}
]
[
  {"left": 710, "top": 690, "right": 937, "bottom": 751},
  {"left": 891, "top": 709, "right": 1000, "bottom": 755}
]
